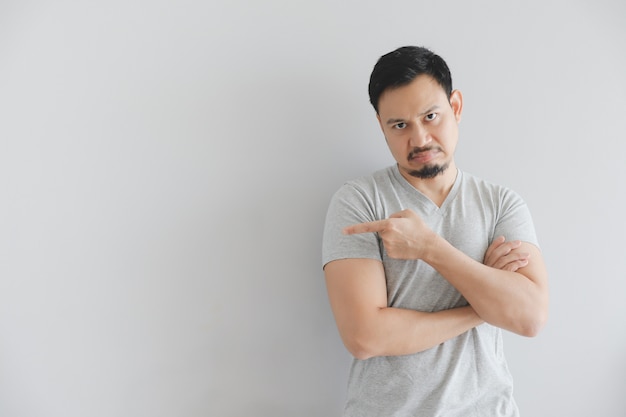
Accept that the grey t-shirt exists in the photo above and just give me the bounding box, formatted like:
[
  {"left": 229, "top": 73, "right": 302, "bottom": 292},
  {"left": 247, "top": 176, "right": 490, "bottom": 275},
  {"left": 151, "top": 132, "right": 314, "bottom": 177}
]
[{"left": 322, "top": 165, "right": 538, "bottom": 417}]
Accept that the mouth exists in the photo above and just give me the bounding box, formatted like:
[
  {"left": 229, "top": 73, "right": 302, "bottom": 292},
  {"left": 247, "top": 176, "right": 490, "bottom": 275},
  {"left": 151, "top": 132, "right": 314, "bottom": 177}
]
[{"left": 408, "top": 148, "right": 439, "bottom": 164}]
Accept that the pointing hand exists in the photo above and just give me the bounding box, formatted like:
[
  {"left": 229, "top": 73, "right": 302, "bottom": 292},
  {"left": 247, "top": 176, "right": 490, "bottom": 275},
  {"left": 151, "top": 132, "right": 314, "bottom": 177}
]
[{"left": 343, "top": 209, "right": 435, "bottom": 260}]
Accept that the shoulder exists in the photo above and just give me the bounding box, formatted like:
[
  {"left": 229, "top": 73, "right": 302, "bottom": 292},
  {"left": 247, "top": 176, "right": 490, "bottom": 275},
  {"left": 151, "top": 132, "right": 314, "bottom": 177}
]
[
  {"left": 459, "top": 171, "right": 525, "bottom": 204},
  {"left": 346, "top": 165, "right": 396, "bottom": 189},
  {"left": 331, "top": 165, "right": 398, "bottom": 202}
]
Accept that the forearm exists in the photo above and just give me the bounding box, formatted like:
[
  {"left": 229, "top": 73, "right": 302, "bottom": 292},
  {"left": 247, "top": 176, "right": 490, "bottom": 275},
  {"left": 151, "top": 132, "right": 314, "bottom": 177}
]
[
  {"left": 346, "top": 305, "right": 482, "bottom": 360},
  {"left": 325, "top": 258, "right": 485, "bottom": 361},
  {"left": 425, "top": 235, "right": 548, "bottom": 336}
]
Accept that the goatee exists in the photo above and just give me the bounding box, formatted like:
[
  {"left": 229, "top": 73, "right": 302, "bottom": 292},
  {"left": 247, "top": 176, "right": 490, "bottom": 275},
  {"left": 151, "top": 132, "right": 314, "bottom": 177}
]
[{"left": 407, "top": 163, "right": 449, "bottom": 179}]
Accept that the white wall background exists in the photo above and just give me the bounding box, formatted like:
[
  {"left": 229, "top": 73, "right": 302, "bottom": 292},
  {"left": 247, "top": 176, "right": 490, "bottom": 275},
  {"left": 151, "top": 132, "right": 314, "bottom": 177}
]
[{"left": 1, "top": 1, "right": 625, "bottom": 416}]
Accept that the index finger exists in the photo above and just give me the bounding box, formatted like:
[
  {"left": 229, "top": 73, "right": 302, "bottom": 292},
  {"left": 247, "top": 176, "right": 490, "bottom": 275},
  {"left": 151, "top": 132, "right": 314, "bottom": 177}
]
[{"left": 343, "top": 220, "right": 387, "bottom": 235}]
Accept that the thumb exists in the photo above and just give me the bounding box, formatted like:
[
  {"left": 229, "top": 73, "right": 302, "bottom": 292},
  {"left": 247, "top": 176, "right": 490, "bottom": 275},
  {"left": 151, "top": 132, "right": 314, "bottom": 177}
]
[{"left": 389, "top": 209, "right": 413, "bottom": 219}]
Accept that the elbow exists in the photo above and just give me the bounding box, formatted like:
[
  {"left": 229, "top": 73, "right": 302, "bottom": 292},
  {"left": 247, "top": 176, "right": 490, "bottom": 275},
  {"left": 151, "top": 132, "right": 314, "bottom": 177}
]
[
  {"left": 518, "top": 320, "right": 543, "bottom": 338},
  {"left": 349, "top": 346, "right": 374, "bottom": 361},
  {"left": 500, "top": 293, "right": 549, "bottom": 337},
  {"left": 343, "top": 331, "right": 379, "bottom": 360},
  {"left": 517, "top": 309, "right": 548, "bottom": 338}
]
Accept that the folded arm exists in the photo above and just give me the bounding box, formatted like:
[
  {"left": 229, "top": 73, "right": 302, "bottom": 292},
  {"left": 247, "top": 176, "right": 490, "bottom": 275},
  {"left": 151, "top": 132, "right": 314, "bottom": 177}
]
[
  {"left": 324, "top": 257, "right": 483, "bottom": 360},
  {"left": 343, "top": 209, "right": 549, "bottom": 337},
  {"left": 425, "top": 235, "right": 548, "bottom": 336}
]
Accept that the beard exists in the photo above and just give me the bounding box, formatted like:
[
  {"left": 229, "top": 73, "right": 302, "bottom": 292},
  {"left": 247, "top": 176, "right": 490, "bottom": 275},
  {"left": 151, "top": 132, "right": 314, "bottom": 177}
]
[{"left": 407, "top": 162, "right": 449, "bottom": 179}]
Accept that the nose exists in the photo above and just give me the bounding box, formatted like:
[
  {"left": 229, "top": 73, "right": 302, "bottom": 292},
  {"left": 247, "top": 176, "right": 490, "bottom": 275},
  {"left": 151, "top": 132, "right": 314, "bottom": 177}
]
[{"left": 409, "top": 124, "right": 432, "bottom": 148}]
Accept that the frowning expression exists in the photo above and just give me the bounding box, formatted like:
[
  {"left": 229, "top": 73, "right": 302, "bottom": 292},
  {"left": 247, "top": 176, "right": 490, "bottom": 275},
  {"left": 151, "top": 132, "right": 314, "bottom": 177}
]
[{"left": 376, "top": 74, "right": 463, "bottom": 181}]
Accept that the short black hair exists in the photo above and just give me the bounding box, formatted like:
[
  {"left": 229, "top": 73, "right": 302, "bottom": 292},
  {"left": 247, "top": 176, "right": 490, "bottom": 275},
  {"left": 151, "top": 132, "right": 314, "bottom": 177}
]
[{"left": 368, "top": 46, "right": 453, "bottom": 113}]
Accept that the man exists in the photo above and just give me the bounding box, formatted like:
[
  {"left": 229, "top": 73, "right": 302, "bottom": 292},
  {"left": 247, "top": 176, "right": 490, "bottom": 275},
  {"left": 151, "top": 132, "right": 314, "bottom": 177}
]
[{"left": 322, "top": 46, "right": 549, "bottom": 416}]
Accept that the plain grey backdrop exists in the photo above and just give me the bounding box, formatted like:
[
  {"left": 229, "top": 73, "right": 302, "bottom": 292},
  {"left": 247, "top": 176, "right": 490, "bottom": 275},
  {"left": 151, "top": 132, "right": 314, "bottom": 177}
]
[{"left": 1, "top": 1, "right": 625, "bottom": 416}]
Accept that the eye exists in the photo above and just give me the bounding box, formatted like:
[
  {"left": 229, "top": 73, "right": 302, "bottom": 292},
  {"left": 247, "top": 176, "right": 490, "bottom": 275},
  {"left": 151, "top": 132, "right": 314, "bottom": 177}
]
[
  {"left": 425, "top": 113, "right": 438, "bottom": 122},
  {"left": 393, "top": 122, "right": 407, "bottom": 130}
]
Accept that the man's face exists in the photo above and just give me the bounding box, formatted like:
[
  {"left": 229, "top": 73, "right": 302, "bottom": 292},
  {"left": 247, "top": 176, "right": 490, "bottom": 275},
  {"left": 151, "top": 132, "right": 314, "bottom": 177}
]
[{"left": 376, "top": 74, "right": 463, "bottom": 181}]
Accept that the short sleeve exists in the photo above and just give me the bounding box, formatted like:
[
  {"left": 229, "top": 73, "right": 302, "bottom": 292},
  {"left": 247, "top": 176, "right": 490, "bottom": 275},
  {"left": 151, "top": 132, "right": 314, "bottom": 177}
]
[
  {"left": 322, "top": 183, "right": 383, "bottom": 268},
  {"left": 493, "top": 188, "right": 540, "bottom": 249}
]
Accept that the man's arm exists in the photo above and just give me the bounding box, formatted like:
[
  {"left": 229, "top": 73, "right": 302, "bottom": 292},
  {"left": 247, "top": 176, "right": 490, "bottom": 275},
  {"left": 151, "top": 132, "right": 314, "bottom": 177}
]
[
  {"left": 426, "top": 236, "right": 548, "bottom": 336},
  {"left": 344, "top": 210, "right": 549, "bottom": 337},
  {"left": 324, "top": 258, "right": 483, "bottom": 360}
]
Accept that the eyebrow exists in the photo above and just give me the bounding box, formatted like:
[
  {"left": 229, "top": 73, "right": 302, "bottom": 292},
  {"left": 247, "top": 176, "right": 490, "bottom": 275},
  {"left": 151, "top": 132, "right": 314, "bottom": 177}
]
[{"left": 385, "top": 105, "right": 441, "bottom": 125}]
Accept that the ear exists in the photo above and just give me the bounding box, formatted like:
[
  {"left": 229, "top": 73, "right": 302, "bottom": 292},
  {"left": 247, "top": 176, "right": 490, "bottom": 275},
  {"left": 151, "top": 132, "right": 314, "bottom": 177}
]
[{"left": 449, "top": 89, "right": 463, "bottom": 123}]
